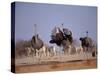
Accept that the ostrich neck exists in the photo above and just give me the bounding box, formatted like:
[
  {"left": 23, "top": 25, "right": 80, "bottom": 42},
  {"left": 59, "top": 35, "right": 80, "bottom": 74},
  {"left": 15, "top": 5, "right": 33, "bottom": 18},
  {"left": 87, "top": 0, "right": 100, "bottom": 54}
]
[{"left": 35, "top": 36, "right": 38, "bottom": 43}]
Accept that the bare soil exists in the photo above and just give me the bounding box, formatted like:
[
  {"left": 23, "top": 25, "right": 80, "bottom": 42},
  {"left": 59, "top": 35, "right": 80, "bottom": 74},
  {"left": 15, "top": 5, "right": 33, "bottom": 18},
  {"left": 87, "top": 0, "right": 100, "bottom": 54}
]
[{"left": 15, "top": 59, "right": 97, "bottom": 73}]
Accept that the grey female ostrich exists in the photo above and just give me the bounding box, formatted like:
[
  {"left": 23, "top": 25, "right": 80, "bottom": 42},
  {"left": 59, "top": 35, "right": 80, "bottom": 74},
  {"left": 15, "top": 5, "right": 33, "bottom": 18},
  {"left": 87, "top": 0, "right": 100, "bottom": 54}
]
[
  {"left": 31, "top": 34, "right": 43, "bottom": 50},
  {"left": 79, "top": 31, "right": 96, "bottom": 57},
  {"left": 80, "top": 37, "right": 93, "bottom": 52},
  {"left": 31, "top": 24, "right": 44, "bottom": 56},
  {"left": 79, "top": 31, "right": 93, "bottom": 53}
]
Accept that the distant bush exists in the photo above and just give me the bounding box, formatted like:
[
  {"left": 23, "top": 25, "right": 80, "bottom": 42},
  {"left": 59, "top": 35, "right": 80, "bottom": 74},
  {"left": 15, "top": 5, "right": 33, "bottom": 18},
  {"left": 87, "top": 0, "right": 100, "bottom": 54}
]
[{"left": 15, "top": 39, "right": 31, "bottom": 58}]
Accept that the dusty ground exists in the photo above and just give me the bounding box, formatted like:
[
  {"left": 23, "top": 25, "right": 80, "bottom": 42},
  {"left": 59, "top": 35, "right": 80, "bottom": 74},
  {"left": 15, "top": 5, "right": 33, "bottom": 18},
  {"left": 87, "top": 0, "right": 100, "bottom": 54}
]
[
  {"left": 15, "top": 52, "right": 95, "bottom": 65},
  {"left": 15, "top": 59, "right": 97, "bottom": 73},
  {"left": 15, "top": 52, "right": 97, "bottom": 73}
]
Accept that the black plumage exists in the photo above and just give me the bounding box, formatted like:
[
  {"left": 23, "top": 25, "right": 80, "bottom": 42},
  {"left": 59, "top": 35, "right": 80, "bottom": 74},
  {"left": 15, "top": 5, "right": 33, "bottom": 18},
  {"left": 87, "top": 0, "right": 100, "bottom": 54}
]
[{"left": 49, "top": 27, "right": 73, "bottom": 46}]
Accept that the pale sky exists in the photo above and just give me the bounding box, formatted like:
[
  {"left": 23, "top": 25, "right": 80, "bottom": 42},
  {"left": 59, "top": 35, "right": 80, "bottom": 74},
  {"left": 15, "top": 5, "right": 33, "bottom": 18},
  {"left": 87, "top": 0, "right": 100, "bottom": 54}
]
[{"left": 15, "top": 2, "right": 97, "bottom": 44}]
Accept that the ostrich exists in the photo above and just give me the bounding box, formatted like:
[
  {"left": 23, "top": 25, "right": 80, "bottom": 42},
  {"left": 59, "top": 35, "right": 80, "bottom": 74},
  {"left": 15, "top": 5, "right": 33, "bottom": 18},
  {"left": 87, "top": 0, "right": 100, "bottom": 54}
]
[
  {"left": 49, "top": 24, "right": 73, "bottom": 54},
  {"left": 49, "top": 26, "right": 64, "bottom": 46},
  {"left": 31, "top": 24, "right": 44, "bottom": 56},
  {"left": 79, "top": 31, "right": 96, "bottom": 58},
  {"left": 79, "top": 31, "right": 93, "bottom": 53},
  {"left": 80, "top": 37, "right": 93, "bottom": 52}
]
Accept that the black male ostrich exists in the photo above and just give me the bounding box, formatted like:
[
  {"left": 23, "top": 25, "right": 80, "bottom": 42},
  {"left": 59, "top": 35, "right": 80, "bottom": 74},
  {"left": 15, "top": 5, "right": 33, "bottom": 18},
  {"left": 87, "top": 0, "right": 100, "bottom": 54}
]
[{"left": 49, "top": 26, "right": 74, "bottom": 54}]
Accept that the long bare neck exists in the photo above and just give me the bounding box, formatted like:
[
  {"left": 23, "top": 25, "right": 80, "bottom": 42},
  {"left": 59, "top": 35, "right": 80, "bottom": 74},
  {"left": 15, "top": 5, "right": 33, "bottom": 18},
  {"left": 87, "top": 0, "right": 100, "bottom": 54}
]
[
  {"left": 34, "top": 24, "right": 37, "bottom": 36},
  {"left": 35, "top": 35, "right": 38, "bottom": 43}
]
